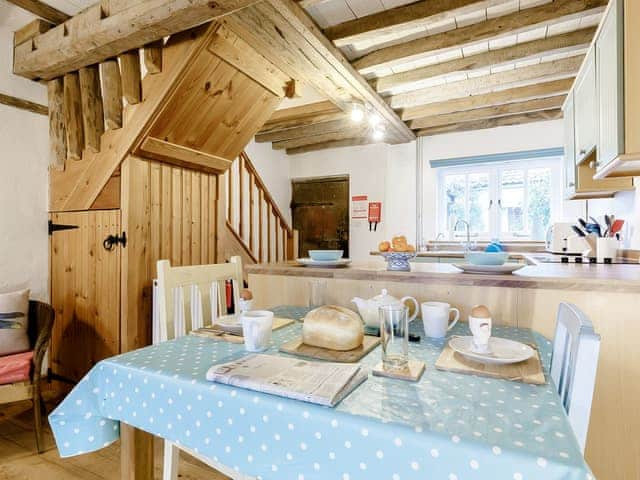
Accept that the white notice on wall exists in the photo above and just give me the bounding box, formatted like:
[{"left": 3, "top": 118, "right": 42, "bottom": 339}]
[{"left": 351, "top": 195, "right": 368, "bottom": 219}]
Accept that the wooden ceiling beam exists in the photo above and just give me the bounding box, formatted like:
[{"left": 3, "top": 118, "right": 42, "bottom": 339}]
[
  {"left": 353, "top": 0, "right": 607, "bottom": 74},
  {"left": 287, "top": 137, "right": 376, "bottom": 155},
  {"left": 375, "top": 27, "right": 594, "bottom": 94},
  {"left": 13, "top": 0, "right": 260, "bottom": 80},
  {"left": 409, "top": 94, "right": 565, "bottom": 129},
  {"left": 138, "top": 136, "right": 232, "bottom": 173},
  {"left": 0, "top": 92, "right": 47, "bottom": 115},
  {"left": 325, "top": 0, "right": 503, "bottom": 47},
  {"left": 256, "top": 117, "right": 353, "bottom": 143},
  {"left": 417, "top": 108, "right": 563, "bottom": 136},
  {"left": 6, "top": 0, "right": 69, "bottom": 25},
  {"left": 272, "top": 124, "right": 370, "bottom": 150},
  {"left": 224, "top": 0, "right": 415, "bottom": 143},
  {"left": 389, "top": 55, "right": 583, "bottom": 109},
  {"left": 260, "top": 101, "right": 343, "bottom": 132},
  {"left": 401, "top": 78, "right": 574, "bottom": 120}
]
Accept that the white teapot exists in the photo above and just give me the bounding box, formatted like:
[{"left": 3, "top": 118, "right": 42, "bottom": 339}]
[{"left": 351, "top": 289, "right": 419, "bottom": 328}]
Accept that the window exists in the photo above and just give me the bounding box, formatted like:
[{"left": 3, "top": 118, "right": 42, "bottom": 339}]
[{"left": 435, "top": 158, "right": 561, "bottom": 241}]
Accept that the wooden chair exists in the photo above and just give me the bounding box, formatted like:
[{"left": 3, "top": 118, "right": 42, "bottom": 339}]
[
  {"left": 156, "top": 257, "right": 253, "bottom": 480},
  {"left": 0, "top": 300, "right": 54, "bottom": 453},
  {"left": 551, "top": 302, "right": 601, "bottom": 453}
]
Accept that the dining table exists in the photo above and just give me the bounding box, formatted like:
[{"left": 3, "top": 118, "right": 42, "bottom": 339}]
[{"left": 49, "top": 305, "right": 594, "bottom": 480}]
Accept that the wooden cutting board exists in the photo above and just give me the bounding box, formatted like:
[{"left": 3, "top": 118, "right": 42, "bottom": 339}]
[
  {"left": 190, "top": 317, "right": 296, "bottom": 343},
  {"left": 435, "top": 340, "right": 546, "bottom": 385},
  {"left": 279, "top": 335, "right": 380, "bottom": 363}
]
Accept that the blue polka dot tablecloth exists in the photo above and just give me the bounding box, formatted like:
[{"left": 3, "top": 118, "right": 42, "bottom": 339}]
[{"left": 49, "top": 306, "right": 594, "bottom": 480}]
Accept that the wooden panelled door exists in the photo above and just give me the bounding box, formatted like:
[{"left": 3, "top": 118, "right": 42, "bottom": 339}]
[
  {"left": 50, "top": 210, "right": 121, "bottom": 382},
  {"left": 291, "top": 176, "right": 349, "bottom": 258}
]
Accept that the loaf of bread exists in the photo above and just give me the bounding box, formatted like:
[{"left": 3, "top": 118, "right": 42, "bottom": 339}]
[{"left": 302, "top": 305, "right": 364, "bottom": 351}]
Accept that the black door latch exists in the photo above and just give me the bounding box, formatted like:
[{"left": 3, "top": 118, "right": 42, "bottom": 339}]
[{"left": 103, "top": 232, "right": 127, "bottom": 250}]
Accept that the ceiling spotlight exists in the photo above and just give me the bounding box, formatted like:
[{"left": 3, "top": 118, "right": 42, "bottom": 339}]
[
  {"left": 372, "top": 124, "right": 386, "bottom": 141},
  {"left": 350, "top": 102, "right": 365, "bottom": 122},
  {"left": 369, "top": 111, "right": 383, "bottom": 127}
]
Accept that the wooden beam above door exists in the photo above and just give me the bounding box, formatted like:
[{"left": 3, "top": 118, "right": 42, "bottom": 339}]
[{"left": 13, "top": 0, "right": 260, "bottom": 80}]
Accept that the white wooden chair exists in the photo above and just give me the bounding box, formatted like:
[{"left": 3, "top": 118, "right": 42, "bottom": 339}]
[
  {"left": 550, "top": 302, "right": 601, "bottom": 453},
  {"left": 155, "top": 257, "right": 254, "bottom": 480}
]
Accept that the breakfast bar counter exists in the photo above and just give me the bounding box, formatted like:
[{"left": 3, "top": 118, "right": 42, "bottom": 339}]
[
  {"left": 247, "top": 260, "right": 640, "bottom": 480},
  {"left": 247, "top": 259, "right": 640, "bottom": 293}
]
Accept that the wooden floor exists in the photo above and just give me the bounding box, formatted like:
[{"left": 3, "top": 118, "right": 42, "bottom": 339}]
[{"left": 0, "top": 395, "right": 229, "bottom": 480}]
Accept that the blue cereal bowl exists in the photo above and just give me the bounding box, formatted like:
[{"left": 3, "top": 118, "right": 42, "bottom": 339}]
[
  {"left": 465, "top": 251, "right": 509, "bottom": 266},
  {"left": 308, "top": 250, "right": 344, "bottom": 261}
]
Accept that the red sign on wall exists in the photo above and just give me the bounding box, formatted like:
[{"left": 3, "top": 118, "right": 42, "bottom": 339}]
[{"left": 368, "top": 202, "right": 381, "bottom": 223}]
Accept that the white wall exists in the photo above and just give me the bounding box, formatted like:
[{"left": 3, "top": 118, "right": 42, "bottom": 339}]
[
  {"left": 0, "top": 5, "right": 50, "bottom": 300},
  {"left": 289, "top": 143, "right": 391, "bottom": 261}
]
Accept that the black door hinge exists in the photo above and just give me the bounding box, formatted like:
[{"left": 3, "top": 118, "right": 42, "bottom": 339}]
[
  {"left": 48, "top": 220, "right": 79, "bottom": 235},
  {"left": 103, "top": 231, "right": 127, "bottom": 251}
]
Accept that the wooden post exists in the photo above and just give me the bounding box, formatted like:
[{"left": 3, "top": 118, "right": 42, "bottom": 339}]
[
  {"left": 119, "top": 50, "right": 142, "bottom": 105},
  {"left": 258, "top": 189, "right": 264, "bottom": 263},
  {"left": 47, "top": 77, "right": 66, "bottom": 170},
  {"left": 144, "top": 40, "right": 163, "bottom": 74},
  {"left": 63, "top": 72, "right": 84, "bottom": 160},
  {"left": 238, "top": 155, "right": 244, "bottom": 239},
  {"left": 267, "top": 207, "right": 272, "bottom": 263},
  {"left": 78, "top": 65, "right": 105, "bottom": 153},
  {"left": 227, "top": 169, "right": 233, "bottom": 224},
  {"left": 249, "top": 171, "right": 255, "bottom": 253},
  {"left": 100, "top": 59, "right": 123, "bottom": 130}
]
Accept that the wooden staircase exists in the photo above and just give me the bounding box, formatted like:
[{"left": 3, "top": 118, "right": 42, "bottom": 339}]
[
  {"left": 222, "top": 151, "right": 298, "bottom": 265},
  {"left": 41, "top": 21, "right": 294, "bottom": 213}
]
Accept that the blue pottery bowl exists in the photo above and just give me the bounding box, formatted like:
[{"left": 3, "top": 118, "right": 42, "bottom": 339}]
[
  {"left": 465, "top": 251, "right": 509, "bottom": 266},
  {"left": 308, "top": 250, "right": 343, "bottom": 261}
]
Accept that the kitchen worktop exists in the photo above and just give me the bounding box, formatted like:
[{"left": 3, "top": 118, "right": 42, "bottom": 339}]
[{"left": 246, "top": 259, "right": 640, "bottom": 292}]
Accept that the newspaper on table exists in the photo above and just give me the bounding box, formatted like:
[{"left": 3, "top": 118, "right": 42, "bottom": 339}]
[{"left": 206, "top": 354, "right": 368, "bottom": 407}]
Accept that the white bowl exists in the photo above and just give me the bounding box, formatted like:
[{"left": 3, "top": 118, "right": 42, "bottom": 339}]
[{"left": 308, "top": 250, "right": 343, "bottom": 261}]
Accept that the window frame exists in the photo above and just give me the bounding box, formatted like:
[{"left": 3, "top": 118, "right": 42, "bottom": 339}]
[{"left": 435, "top": 157, "right": 562, "bottom": 242}]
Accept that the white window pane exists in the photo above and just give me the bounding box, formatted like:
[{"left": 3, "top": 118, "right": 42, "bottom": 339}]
[
  {"left": 444, "top": 174, "right": 466, "bottom": 231},
  {"left": 527, "top": 167, "right": 552, "bottom": 240},
  {"left": 468, "top": 173, "right": 489, "bottom": 233},
  {"left": 500, "top": 169, "right": 525, "bottom": 234}
]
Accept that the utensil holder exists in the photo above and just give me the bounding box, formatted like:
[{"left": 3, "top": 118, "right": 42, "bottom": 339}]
[{"left": 596, "top": 237, "right": 620, "bottom": 263}]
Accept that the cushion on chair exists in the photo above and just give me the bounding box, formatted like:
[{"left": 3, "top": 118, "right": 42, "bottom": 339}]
[
  {"left": 0, "top": 350, "right": 33, "bottom": 385},
  {"left": 0, "top": 289, "right": 30, "bottom": 356}
]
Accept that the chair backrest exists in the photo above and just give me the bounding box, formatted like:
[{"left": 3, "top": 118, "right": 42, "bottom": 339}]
[
  {"left": 550, "top": 302, "right": 601, "bottom": 453},
  {"left": 156, "top": 257, "right": 243, "bottom": 342}
]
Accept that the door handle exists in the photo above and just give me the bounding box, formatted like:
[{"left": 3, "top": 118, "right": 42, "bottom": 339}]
[{"left": 103, "top": 232, "right": 127, "bottom": 250}]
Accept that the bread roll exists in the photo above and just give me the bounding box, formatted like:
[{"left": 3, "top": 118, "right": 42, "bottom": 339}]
[{"left": 302, "top": 305, "right": 364, "bottom": 351}]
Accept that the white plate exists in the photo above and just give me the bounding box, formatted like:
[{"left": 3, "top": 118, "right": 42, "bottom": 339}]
[
  {"left": 452, "top": 263, "right": 525, "bottom": 274},
  {"left": 214, "top": 315, "right": 243, "bottom": 335},
  {"left": 449, "top": 336, "right": 535, "bottom": 365},
  {"left": 296, "top": 258, "right": 351, "bottom": 268}
]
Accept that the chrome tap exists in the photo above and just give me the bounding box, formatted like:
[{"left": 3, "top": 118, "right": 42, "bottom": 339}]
[{"left": 454, "top": 219, "right": 473, "bottom": 251}]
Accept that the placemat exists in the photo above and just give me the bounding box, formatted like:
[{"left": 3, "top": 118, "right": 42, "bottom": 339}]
[
  {"left": 279, "top": 335, "right": 380, "bottom": 363},
  {"left": 435, "top": 339, "right": 546, "bottom": 385}
]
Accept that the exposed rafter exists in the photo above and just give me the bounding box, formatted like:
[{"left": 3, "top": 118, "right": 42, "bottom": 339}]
[
  {"left": 353, "top": 0, "right": 606, "bottom": 73},
  {"left": 287, "top": 137, "right": 377, "bottom": 155},
  {"left": 0, "top": 92, "right": 47, "bottom": 115},
  {"left": 5, "top": 0, "right": 69, "bottom": 25},
  {"left": 402, "top": 78, "right": 574, "bottom": 120},
  {"left": 325, "top": 0, "right": 502, "bottom": 47},
  {"left": 224, "top": 0, "right": 415, "bottom": 143},
  {"left": 409, "top": 95, "right": 565, "bottom": 129},
  {"left": 13, "top": 0, "right": 260, "bottom": 80},
  {"left": 272, "top": 124, "right": 370, "bottom": 150},
  {"left": 256, "top": 117, "right": 352, "bottom": 143},
  {"left": 389, "top": 55, "right": 583, "bottom": 109},
  {"left": 374, "top": 27, "right": 594, "bottom": 94},
  {"left": 417, "top": 109, "right": 563, "bottom": 136},
  {"left": 260, "top": 101, "right": 343, "bottom": 133}
]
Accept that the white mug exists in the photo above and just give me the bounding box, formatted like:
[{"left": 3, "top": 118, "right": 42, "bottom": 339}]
[
  {"left": 421, "top": 302, "right": 460, "bottom": 338},
  {"left": 468, "top": 315, "right": 492, "bottom": 352},
  {"left": 241, "top": 310, "right": 274, "bottom": 352}
]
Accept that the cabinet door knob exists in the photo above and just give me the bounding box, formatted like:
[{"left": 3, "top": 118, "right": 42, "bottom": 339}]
[{"left": 568, "top": 182, "right": 575, "bottom": 187}]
